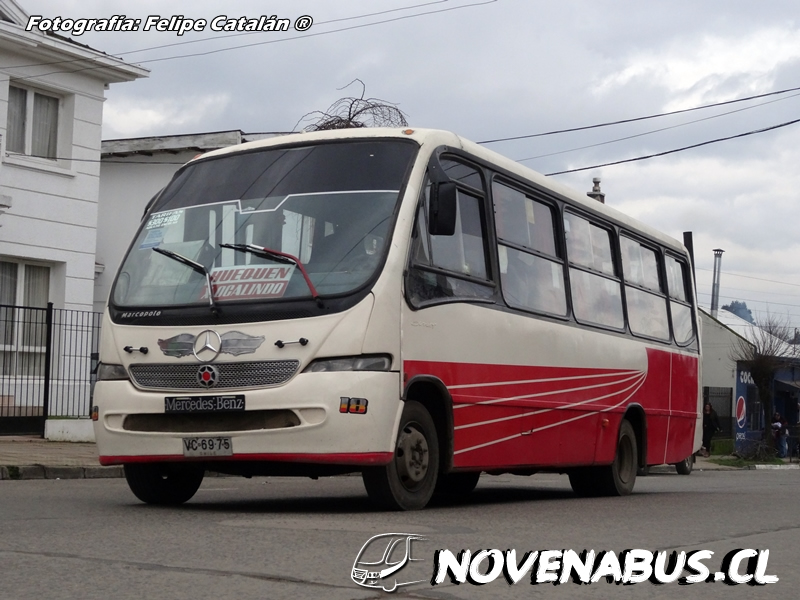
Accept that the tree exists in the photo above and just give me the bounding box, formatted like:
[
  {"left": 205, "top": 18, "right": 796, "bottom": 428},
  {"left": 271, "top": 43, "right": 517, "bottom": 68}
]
[
  {"left": 294, "top": 79, "right": 408, "bottom": 132},
  {"left": 730, "top": 313, "right": 795, "bottom": 452},
  {"left": 722, "top": 300, "right": 754, "bottom": 323}
]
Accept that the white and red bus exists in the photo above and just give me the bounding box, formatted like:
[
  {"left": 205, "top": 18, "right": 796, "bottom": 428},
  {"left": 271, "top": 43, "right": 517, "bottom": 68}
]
[{"left": 93, "top": 128, "right": 701, "bottom": 510}]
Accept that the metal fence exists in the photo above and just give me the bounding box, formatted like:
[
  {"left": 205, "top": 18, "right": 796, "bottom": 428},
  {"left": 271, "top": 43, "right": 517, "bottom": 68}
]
[
  {"left": 0, "top": 303, "right": 101, "bottom": 435},
  {"left": 704, "top": 386, "right": 733, "bottom": 438}
]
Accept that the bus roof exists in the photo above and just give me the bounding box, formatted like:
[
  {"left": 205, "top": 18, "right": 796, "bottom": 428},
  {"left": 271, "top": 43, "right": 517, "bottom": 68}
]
[{"left": 194, "top": 127, "right": 689, "bottom": 256}]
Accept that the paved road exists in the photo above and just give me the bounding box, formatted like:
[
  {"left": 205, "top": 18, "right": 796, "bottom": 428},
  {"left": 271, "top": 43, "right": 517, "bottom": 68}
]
[{"left": 1, "top": 469, "right": 796, "bottom": 599}]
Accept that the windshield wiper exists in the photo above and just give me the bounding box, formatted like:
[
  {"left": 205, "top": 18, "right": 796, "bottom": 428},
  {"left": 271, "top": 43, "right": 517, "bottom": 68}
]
[
  {"left": 152, "top": 247, "right": 218, "bottom": 315},
  {"left": 220, "top": 243, "right": 323, "bottom": 307}
]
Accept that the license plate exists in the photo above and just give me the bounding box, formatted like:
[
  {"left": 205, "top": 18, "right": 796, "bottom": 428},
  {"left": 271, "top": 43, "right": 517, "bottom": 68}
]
[
  {"left": 182, "top": 437, "right": 233, "bottom": 457},
  {"left": 165, "top": 395, "right": 245, "bottom": 413}
]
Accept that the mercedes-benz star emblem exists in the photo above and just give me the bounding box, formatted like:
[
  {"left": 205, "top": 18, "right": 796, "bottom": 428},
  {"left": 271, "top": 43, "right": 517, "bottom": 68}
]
[
  {"left": 192, "top": 329, "right": 222, "bottom": 363},
  {"left": 197, "top": 365, "right": 219, "bottom": 388}
]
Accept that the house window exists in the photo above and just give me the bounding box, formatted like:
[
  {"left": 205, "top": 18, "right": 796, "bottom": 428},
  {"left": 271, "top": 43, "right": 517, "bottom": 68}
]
[
  {"left": 6, "top": 84, "right": 59, "bottom": 159},
  {"left": 0, "top": 260, "right": 51, "bottom": 376}
]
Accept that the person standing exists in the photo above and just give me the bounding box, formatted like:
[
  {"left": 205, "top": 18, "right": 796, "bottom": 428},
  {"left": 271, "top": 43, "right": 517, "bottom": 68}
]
[
  {"left": 772, "top": 413, "right": 788, "bottom": 458},
  {"left": 702, "top": 403, "right": 720, "bottom": 457}
]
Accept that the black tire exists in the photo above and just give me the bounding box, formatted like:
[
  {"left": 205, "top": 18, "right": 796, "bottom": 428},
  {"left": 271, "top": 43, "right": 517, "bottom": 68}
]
[
  {"left": 434, "top": 471, "right": 480, "bottom": 496},
  {"left": 674, "top": 454, "right": 694, "bottom": 475},
  {"left": 597, "top": 419, "right": 637, "bottom": 495},
  {"left": 637, "top": 464, "right": 650, "bottom": 477},
  {"left": 568, "top": 467, "right": 600, "bottom": 497},
  {"left": 570, "top": 419, "right": 637, "bottom": 497},
  {"left": 362, "top": 401, "right": 439, "bottom": 510},
  {"left": 598, "top": 419, "right": 637, "bottom": 495},
  {"left": 124, "top": 463, "right": 205, "bottom": 505}
]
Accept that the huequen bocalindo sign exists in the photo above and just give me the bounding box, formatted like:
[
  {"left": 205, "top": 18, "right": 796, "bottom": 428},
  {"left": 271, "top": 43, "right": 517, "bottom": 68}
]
[{"left": 199, "top": 265, "right": 296, "bottom": 301}]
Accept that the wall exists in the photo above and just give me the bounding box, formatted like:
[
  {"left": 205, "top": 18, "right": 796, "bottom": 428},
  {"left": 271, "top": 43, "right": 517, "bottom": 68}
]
[
  {"left": 94, "top": 151, "right": 196, "bottom": 312},
  {"left": 700, "top": 310, "right": 739, "bottom": 390}
]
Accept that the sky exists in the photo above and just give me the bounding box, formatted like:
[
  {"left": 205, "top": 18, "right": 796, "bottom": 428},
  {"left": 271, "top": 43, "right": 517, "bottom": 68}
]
[{"left": 18, "top": 0, "right": 800, "bottom": 328}]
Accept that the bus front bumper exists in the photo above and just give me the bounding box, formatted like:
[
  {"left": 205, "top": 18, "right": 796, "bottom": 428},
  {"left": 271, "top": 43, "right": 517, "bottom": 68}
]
[{"left": 92, "top": 371, "right": 401, "bottom": 467}]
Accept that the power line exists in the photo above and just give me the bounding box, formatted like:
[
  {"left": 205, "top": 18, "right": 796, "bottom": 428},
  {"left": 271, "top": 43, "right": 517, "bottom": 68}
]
[
  {"left": 697, "top": 291, "right": 800, "bottom": 310},
  {"left": 23, "top": 111, "right": 800, "bottom": 172},
  {"left": 9, "top": 0, "right": 498, "bottom": 84},
  {"left": 115, "top": 0, "right": 452, "bottom": 56},
  {"left": 695, "top": 267, "right": 800, "bottom": 289},
  {"left": 703, "top": 284, "right": 800, "bottom": 299},
  {"left": 2, "top": 1, "right": 450, "bottom": 70},
  {"left": 517, "top": 91, "right": 800, "bottom": 163},
  {"left": 544, "top": 116, "right": 800, "bottom": 176},
  {"left": 477, "top": 84, "right": 800, "bottom": 144}
]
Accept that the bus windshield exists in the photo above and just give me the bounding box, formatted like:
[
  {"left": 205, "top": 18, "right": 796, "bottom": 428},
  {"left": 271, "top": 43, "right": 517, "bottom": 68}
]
[{"left": 112, "top": 140, "right": 417, "bottom": 308}]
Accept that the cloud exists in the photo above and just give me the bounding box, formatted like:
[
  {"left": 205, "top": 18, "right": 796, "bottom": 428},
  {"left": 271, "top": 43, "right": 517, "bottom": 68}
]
[
  {"left": 102, "top": 93, "right": 231, "bottom": 138},
  {"left": 596, "top": 27, "right": 800, "bottom": 109}
]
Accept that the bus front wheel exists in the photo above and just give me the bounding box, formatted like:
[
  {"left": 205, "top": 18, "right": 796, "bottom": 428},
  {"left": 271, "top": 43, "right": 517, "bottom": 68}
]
[
  {"left": 362, "top": 401, "right": 439, "bottom": 510},
  {"left": 124, "top": 463, "right": 205, "bottom": 505}
]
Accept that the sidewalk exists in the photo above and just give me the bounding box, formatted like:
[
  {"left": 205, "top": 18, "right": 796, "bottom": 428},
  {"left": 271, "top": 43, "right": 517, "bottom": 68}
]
[
  {"left": 2, "top": 436, "right": 783, "bottom": 481},
  {"left": 0, "top": 436, "right": 122, "bottom": 480}
]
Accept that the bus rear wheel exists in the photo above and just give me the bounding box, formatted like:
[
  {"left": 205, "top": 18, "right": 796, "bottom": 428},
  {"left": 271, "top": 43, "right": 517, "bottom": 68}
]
[
  {"left": 124, "top": 463, "right": 205, "bottom": 505},
  {"left": 674, "top": 454, "right": 694, "bottom": 475},
  {"left": 362, "top": 401, "right": 439, "bottom": 510},
  {"left": 568, "top": 419, "right": 637, "bottom": 497}
]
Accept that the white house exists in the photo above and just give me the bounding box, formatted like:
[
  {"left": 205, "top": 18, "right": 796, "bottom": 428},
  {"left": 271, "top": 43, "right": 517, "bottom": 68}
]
[
  {"left": 1, "top": 0, "right": 147, "bottom": 310},
  {"left": 0, "top": 0, "right": 147, "bottom": 439}
]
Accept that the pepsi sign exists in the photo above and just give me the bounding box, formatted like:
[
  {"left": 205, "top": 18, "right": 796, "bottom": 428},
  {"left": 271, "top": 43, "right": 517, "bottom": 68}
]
[{"left": 736, "top": 395, "right": 746, "bottom": 429}]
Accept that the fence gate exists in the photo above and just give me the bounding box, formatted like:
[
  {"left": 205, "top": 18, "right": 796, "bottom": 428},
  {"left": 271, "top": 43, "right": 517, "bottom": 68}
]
[{"left": 0, "top": 303, "right": 101, "bottom": 436}]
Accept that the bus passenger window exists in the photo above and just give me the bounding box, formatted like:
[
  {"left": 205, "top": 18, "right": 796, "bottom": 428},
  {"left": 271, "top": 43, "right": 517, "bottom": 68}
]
[
  {"left": 493, "top": 181, "right": 565, "bottom": 316},
  {"left": 666, "top": 255, "right": 695, "bottom": 345},
  {"left": 621, "top": 236, "right": 669, "bottom": 341},
  {"left": 565, "top": 212, "right": 623, "bottom": 329}
]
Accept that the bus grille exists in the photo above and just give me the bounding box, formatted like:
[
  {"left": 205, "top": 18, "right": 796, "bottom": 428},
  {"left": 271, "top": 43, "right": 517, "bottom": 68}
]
[{"left": 128, "top": 360, "right": 300, "bottom": 390}]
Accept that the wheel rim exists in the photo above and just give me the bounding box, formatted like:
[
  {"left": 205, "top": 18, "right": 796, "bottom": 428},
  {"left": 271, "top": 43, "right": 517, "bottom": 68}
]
[
  {"left": 616, "top": 434, "right": 635, "bottom": 484},
  {"left": 395, "top": 422, "right": 429, "bottom": 491}
]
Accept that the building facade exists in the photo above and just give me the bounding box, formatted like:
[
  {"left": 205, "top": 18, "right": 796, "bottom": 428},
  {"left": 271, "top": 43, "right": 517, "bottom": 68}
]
[{"left": 0, "top": 0, "right": 147, "bottom": 438}]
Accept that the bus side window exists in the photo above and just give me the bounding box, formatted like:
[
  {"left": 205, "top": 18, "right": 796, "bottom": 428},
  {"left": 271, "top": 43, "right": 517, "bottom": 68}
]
[
  {"left": 406, "top": 161, "right": 494, "bottom": 307},
  {"left": 666, "top": 255, "right": 696, "bottom": 345},
  {"left": 493, "top": 181, "right": 566, "bottom": 316},
  {"left": 565, "top": 212, "right": 623, "bottom": 329},
  {"left": 621, "top": 235, "right": 670, "bottom": 341}
]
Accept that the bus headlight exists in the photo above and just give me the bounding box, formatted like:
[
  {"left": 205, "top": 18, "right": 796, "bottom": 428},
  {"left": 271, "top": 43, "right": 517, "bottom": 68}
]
[
  {"left": 303, "top": 354, "right": 392, "bottom": 373},
  {"left": 96, "top": 363, "right": 129, "bottom": 381}
]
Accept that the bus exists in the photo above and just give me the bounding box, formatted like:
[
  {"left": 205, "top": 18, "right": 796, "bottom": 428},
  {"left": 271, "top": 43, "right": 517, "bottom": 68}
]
[{"left": 93, "top": 128, "right": 701, "bottom": 510}]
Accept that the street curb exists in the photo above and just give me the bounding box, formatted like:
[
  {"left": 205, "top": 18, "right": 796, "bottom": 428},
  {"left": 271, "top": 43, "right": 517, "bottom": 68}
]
[
  {"left": 44, "top": 466, "right": 84, "bottom": 480},
  {"left": 85, "top": 466, "right": 124, "bottom": 478},
  {"left": 17, "top": 465, "right": 45, "bottom": 479},
  {"left": 748, "top": 464, "right": 800, "bottom": 470},
  {"left": 0, "top": 465, "right": 124, "bottom": 480}
]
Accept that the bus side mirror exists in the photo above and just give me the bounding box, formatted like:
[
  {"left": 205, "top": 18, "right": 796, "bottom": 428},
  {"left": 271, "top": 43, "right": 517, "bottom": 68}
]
[{"left": 428, "top": 182, "right": 457, "bottom": 236}]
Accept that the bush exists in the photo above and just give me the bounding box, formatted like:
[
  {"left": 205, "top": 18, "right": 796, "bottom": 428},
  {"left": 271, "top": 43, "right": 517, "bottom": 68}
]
[{"left": 711, "top": 438, "right": 734, "bottom": 455}]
